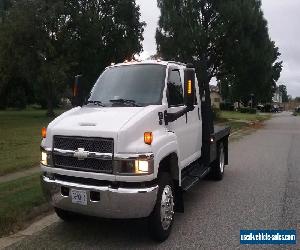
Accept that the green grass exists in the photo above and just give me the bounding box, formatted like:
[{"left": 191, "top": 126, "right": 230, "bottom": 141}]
[
  {"left": 219, "top": 111, "right": 271, "bottom": 122},
  {"left": 216, "top": 111, "right": 271, "bottom": 133},
  {"left": 0, "top": 173, "right": 48, "bottom": 236},
  {"left": 0, "top": 109, "right": 65, "bottom": 176}
]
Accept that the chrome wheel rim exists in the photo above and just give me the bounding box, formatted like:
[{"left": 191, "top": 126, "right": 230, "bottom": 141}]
[
  {"left": 220, "top": 147, "right": 225, "bottom": 173},
  {"left": 160, "top": 185, "right": 174, "bottom": 231}
]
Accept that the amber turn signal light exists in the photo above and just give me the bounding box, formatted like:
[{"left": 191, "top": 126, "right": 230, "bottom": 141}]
[
  {"left": 187, "top": 80, "right": 192, "bottom": 94},
  {"left": 144, "top": 132, "right": 153, "bottom": 145},
  {"left": 42, "top": 127, "right": 47, "bottom": 138}
]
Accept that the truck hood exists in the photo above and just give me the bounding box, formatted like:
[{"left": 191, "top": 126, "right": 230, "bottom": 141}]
[{"left": 47, "top": 106, "right": 145, "bottom": 138}]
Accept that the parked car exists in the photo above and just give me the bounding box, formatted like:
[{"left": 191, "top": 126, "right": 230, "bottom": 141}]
[
  {"left": 257, "top": 104, "right": 264, "bottom": 112},
  {"left": 262, "top": 104, "right": 279, "bottom": 113},
  {"left": 273, "top": 104, "right": 279, "bottom": 112}
]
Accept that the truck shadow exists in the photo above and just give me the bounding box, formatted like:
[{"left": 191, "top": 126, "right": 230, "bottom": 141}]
[{"left": 49, "top": 216, "right": 158, "bottom": 248}]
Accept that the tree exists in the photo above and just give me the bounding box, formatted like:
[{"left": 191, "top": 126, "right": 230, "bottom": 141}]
[
  {"left": 156, "top": 0, "right": 282, "bottom": 106},
  {"left": 278, "top": 84, "right": 288, "bottom": 103},
  {"left": 63, "top": 0, "right": 145, "bottom": 97},
  {"left": 0, "top": 0, "right": 145, "bottom": 115},
  {"left": 217, "top": 0, "right": 282, "bottom": 104},
  {"left": 0, "top": 0, "right": 70, "bottom": 115},
  {"left": 156, "top": 0, "right": 230, "bottom": 137},
  {"left": 0, "top": 0, "right": 11, "bottom": 23},
  {"left": 294, "top": 97, "right": 300, "bottom": 103}
]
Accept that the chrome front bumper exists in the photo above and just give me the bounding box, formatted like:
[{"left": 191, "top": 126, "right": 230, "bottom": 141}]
[{"left": 41, "top": 176, "right": 158, "bottom": 219}]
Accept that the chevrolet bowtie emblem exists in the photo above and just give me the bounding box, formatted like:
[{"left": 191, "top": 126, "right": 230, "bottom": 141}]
[{"left": 74, "top": 148, "right": 89, "bottom": 160}]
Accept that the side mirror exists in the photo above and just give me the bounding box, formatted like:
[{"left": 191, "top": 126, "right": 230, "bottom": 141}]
[
  {"left": 72, "top": 74, "right": 83, "bottom": 106},
  {"left": 184, "top": 68, "right": 195, "bottom": 110}
]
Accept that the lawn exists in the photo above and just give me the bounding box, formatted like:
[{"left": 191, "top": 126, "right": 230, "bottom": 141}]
[
  {"left": 0, "top": 109, "right": 65, "bottom": 176},
  {"left": 219, "top": 111, "right": 271, "bottom": 122},
  {"left": 216, "top": 111, "right": 271, "bottom": 133},
  {"left": 0, "top": 173, "right": 49, "bottom": 236}
]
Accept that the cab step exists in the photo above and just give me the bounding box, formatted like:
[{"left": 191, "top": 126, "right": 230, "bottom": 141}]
[
  {"left": 181, "top": 161, "right": 211, "bottom": 191},
  {"left": 181, "top": 175, "right": 199, "bottom": 191}
]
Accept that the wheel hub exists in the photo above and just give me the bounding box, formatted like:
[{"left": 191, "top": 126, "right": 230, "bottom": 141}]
[{"left": 160, "top": 185, "right": 174, "bottom": 230}]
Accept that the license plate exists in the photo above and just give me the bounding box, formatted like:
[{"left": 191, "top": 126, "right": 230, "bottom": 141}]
[{"left": 71, "top": 189, "right": 87, "bottom": 205}]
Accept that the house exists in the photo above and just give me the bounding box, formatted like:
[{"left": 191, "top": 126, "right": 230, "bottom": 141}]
[
  {"left": 210, "top": 85, "right": 222, "bottom": 109},
  {"left": 273, "top": 87, "right": 282, "bottom": 104}
]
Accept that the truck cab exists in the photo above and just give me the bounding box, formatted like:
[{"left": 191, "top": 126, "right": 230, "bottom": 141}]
[{"left": 40, "top": 60, "right": 230, "bottom": 241}]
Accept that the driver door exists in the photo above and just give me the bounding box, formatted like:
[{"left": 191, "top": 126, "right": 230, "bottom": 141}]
[{"left": 166, "top": 67, "right": 190, "bottom": 167}]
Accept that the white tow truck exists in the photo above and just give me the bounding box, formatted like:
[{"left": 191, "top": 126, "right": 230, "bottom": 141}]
[{"left": 40, "top": 60, "right": 230, "bottom": 241}]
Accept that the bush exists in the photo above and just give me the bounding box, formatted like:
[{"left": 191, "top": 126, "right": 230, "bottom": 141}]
[
  {"left": 7, "top": 86, "right": 27, "bottom": 110},
  {"left": 249, "top": 108, "right": 257, "bottom": 114},
  {"left": 239, "top": 107, "right": 257, "bottom": 114},
  {"left": 220, "top": 103, "right": 234, "bottom": 111},
  {"left": 239, "top": 108, "right": 247, "bottom": 113}
]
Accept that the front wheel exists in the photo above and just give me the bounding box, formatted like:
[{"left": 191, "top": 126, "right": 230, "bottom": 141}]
[{"left": 148, "top": 172, "right": 175, "bottom": 242}]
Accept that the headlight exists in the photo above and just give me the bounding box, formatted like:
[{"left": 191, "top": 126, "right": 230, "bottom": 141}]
[
  {"left": 135, "top": 160, "right": 149, "bottom": 173},
  {"left": 114, "top": 159, "right": 153, "bottom": 175},
  {"left": 41, "top": 151, "right": 48, "bottom": 165},
  {"left": 41, "top": 149, "right": 51, "bottom": 166}
]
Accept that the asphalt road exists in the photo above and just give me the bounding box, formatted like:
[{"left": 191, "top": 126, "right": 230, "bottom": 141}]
[{"left": 8, "top": 112, "right": 300, "bottom": 249}]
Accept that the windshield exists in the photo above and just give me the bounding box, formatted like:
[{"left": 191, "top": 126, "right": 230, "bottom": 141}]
[{"left": 88, "top": 64, "right": 166, "bottom": 106}]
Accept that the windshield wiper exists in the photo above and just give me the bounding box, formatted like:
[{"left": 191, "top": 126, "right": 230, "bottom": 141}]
[
  {"left": 87, "top": 100, "right": 106, "bottom": 107},
  {"left": 109, "top": 99, "right": 141, "bottom": 107}
]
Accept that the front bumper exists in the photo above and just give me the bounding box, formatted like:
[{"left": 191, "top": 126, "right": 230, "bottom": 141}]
[{"left": 41, "top": 175, "right": 158, "bottom": 219}]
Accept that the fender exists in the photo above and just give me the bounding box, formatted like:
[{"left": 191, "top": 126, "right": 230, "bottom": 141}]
[{"left": 153, "top": 132, "right": 180, "bottom": 178}]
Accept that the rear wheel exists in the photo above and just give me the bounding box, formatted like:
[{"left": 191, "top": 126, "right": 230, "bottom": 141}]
[
  {"left": 148, "top": 172, "right": 175, "bottom": 242},
  {"left": 210, "top": 143, "right": 225, "bottom": 181}
]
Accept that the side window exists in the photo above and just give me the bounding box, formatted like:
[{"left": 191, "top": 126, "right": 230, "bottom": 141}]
[{"left": 167, "top": 69, "right": 184, "bottom": 106}]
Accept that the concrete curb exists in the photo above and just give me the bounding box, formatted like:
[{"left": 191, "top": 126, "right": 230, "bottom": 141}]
[{"left": 0, "top": 213, "right": 59, "bottom": 249}]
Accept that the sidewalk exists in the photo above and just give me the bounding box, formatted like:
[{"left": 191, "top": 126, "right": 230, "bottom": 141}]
[{"left": 0, "top": 166, "right": 40, "bottom": 184}]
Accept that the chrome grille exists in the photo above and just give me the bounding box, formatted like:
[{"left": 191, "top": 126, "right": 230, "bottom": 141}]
[
  {"left": 52, "top": 136, "right": 114, "bottom": 173},
  {"left": 53, "top": 154, "right": 113, "bottom": 173},
  {"left": 53, "top": 136, "right": 113, "bottom": 153}
]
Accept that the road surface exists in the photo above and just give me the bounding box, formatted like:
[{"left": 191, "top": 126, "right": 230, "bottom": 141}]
[{"left": 7, "top": 112, "right": 300, "bottom": 249}]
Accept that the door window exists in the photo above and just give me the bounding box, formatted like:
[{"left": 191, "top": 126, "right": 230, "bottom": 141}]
[{"left": 167, "top": 69, "right": 184, "bottom": 106}]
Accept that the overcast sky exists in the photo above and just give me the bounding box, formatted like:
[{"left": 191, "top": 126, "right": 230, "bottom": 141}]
[{"left": 136, "top": 0, "right": 300, "bottom": 97}]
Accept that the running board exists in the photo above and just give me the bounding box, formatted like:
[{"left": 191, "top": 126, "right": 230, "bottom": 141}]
[
  {"left": 182, "top": 175, "right": 200, "bottom": 191},
  {"left": 181, "top": 165, "right": 211, "bottom": 191}
]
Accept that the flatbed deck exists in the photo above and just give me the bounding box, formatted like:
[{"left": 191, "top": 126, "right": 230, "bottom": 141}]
[{"left": 214, "top": 125, "right": 231, "bottom": 141}]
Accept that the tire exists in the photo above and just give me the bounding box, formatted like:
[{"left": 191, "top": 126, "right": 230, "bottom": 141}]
[
  {"left": 148, "top": 172, "right": 175, "bottom": 242},
  {"left": 210, "top": 142, "right": 225, "bottom": 181},
  {"left": 54, "top": 207, "right": 77, "bottom": 222}
]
